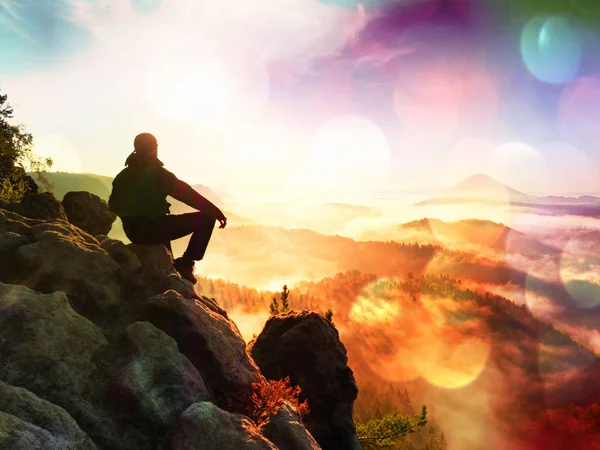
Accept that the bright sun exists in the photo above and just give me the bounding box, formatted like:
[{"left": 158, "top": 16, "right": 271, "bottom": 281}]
[{"left": 145, "top": 58, "right": 232, "bottom": 127}]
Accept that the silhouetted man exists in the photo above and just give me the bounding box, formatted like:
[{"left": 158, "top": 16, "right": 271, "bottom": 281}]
[{"left": 109, "top": 133, "right": 226, "bottom": 284}]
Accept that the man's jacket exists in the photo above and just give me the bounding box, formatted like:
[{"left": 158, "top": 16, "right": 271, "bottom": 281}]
[{"left": 109, "top": 152, "right": 224, "bottom": 220}]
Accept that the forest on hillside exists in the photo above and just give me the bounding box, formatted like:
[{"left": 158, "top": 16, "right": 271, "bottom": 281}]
[{"left": 197, "top": 271, "right": 600, "bottom": 449}]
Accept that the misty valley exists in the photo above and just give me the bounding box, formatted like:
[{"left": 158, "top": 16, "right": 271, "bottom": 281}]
[{"left": 44, "top": 172, "right": 600, "bottom": 449}]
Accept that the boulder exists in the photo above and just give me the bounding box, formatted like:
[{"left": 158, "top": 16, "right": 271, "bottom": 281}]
[
  {"left": 262, "top": 402, "right": 322, "bottom": 450},
  {"left": 0, "top": 283, "right": 108, "bottom": 396},
  {"left": 96, "top": 235, "right": 142, "bottom": 274},
  {"left": 15, "top": 223, "right": 121, "bottom": 317},
  {"left": 0, "top": 209, "right": 122, "bottom": 321},
  {"left": 128, "top": 243, "right": 174, "bottom": 279},
  {"left": 171, "top": 402, "right": 277, "bottom": 450},
  {"left": 62, "top": 191, "right": 116, "bottom": 236},
  {"left": 97, "top": 238, "right": 204, "bottom": 304},
  {"left": 106, "top": 322, "right": 211, "bottom": 448},
  {"left": 0, "top": 283, "right": 121, "bottom": 449},
  {"left": 249, "top": 311, "right": 360, "bottom": 450},
  {"left": 140, "top": 290, "right": 261, "bottom": 405},
  {"left": 0, "top": 411, "right": 70, "bottom": 450},
  {"left": 0, "top": 381, "right": 96, "bottom": 449},
  {"left": 1, "top": 192, "right": 66, "bottom": 221},
  {"left": 0, "top": 230, "right": 30, "bottom": 254}
]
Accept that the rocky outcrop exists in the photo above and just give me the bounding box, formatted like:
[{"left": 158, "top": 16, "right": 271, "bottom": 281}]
[
  {"left": 171, "top": 402, "right": 277, "bottom": 450},
  {"left": 0, "top": 381, "right": 96, "bottom": 450},
  {"left": 0, "top": 208, "right": 122, "bottom": 321},
  {"left": 0, "top": 191, "right": 66, "bottom": 220},
  {"left": 249, "top": 311, "right": 360, "bottom": 450},
  {"left": 96, "top": 236, "right": 204, "bottom": 305},
  {"left": 62, "top": 191, "right": 116, "bottom": 236},
  {"left": 0, "top": 202, "right": 357, "bottom": 450},
  {"left": 96, "top": 235, "right": 143, "bottom": 274},
  {"left": 263, "top": 402, "right": 321, "bottom": 450},
  {"left": 140, "top": 290, "right": 260, "bottom": 404},
  {"left": 0, "top": 411, "right": 80, "bottom": 450},
  {"left": 0, "top": 283, "right": 121, "bottom": 448},
  {"left": 105, "top": 322, "right": 212, "bottom": 449}
]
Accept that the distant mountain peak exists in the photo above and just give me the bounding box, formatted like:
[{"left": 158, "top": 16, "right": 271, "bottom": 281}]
[{"left": 449, "top": 174, "right": 526, "bottom": 197}]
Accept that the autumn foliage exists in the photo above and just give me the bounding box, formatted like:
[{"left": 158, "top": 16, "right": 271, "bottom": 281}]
[
  {"left": 228, "top": 377, "right": 310, "bottom": 428},
  {"left": 528, "top": 403, "right": 600, "bottom": 450}
]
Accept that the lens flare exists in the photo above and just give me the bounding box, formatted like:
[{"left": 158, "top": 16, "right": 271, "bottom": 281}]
[
  {"left": 131, "top": 0, "right": 162, "bottom": 14},
  {"left": 538, "top": 326, "right": 598, "bottom": 407},
  {"left": 349, "top": 278, "right": 420, "bottom": 383},
  {"left": 144, "top": 42, "right": 269, "bottom": 128},
  {"left": 415, "top": 331, "right": 491, "bottom": 389},
  {"left": 559, "top": 76, "right": 600, "bottom": 148},
  {"left": 419, "top": 261, "right": 492, "bottom": 389},
  {"left": 32, "top": 134, "right": 83, "bottom": 174},
  {"left": 294, "top": 114, "right": 391, "bottom": 194},
  {"left": 540, "top": 142, "right": 600, "bottom": 193},
  {"left": 560, "top": 240, "right": 600, "bottom": 309},
  {"left": 447, "top": 139, "right": 495, "bottom": 181},
  {"left": 520, "top": 16, "right": 582, "bottom": 84},
  {"left": 488, "top": 142, "right": 548, "bottom": 194},
  {"left": 223, "top": 124, "right": 293, "bottom": 168},
  {"left": 394, "top": 70, "right": 460, "bottom": 143},
  {"left": 349, "top": 275, "right": 491, "bottom": 389},
  {"left": 349, "top": 295, "right": 400, "bottom": 325}
]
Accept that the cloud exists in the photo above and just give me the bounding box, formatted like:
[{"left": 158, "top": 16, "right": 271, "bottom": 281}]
[{"left": 68, "top": 0, "right": 366, "bottom": 62}]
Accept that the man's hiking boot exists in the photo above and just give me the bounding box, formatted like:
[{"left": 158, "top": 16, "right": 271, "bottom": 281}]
[{"left": 174, "top": 257, "right": 197, "bottom": 285}]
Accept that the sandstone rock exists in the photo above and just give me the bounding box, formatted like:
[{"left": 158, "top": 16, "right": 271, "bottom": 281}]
[
  {"left": 0, "top": 231, "right": 30, "bottom": 253},
  {"left": 99, "top": 240, "right": 202, "bottom": 301},
  {"left": 128, "top": 243, "right": 175, "bottom": 279},
  {"left": 249, "top": 311, "right": 360, "bottom": 450},
  {"left": 62, "top": 191, "right": 116, "bottom": 236},
  {"left": 0, "top": 207, "right": 40, "bottom": 233},
  {"left": 171, "top": 402, "right": 277, "bottom": 450},
  {"left": 0, "top": 283, "right": 108, "bottom": 395},
  {"left": 0, "top": 381, "right": 96, "bottom": 449},
  {"left": 262, "top": 402, "right": 322, "bottom": 450},
  {"left": 107, "top": 322, "right": 211, "bottom": 447},
  {"left": 141, "top": 290, "right": 261, "bottom": 405},
  {"left": 1, "top": 192, "right": 66, "bottom": 221},
  {"left": 97, "top": 235, "right": 142, "bottom": 274},
  {"left": 0, "top": 411, "right": 66, "bottom": 450},
  {"left": 127, "top": 244, "right": 190, "bottom": 296},
  {"left": 0, "top": 209, "right": 123, "bottom": 320},
  {"left": 0, "top": 283, "right": 121, "bottom": 449}
]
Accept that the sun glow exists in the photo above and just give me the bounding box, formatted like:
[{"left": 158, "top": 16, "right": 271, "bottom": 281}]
[
  {"left": 349, "top": 278, "right": 491, "bottom": 389},
  {"left": 145, "top": 58, "right": 232, "bottom": 126}
]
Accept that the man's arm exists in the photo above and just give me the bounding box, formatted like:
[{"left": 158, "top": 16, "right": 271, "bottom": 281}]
[{"left": 160, "top": 170, "right": 226, "bottom": 220}]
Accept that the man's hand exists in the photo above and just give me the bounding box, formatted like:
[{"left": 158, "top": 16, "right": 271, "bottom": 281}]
[{"left": 218, "top": 217, "right": 227, "bottom": 229}]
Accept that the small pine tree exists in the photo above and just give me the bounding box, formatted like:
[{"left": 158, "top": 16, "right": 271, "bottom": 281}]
[
  {"left": 280, "top": 285, "right": 290, "bottom": 313},
  {"left": 324, "top": 309, "right": 334, "bottom": 324},
  {"left": 270, "top": 285, "right": 290, "bottom": 315},
  {"left": 356, "top": 406, "right": 428, "bottom": 449}
]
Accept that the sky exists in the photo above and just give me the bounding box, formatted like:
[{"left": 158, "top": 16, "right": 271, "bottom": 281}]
[{"left": 2, "top": 0, "right": 600, "bottom": 200}]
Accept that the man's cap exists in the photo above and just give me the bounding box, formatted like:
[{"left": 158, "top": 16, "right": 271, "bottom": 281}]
[{"left": 133, "top": 133, "right": 158, "bottom": 153}]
